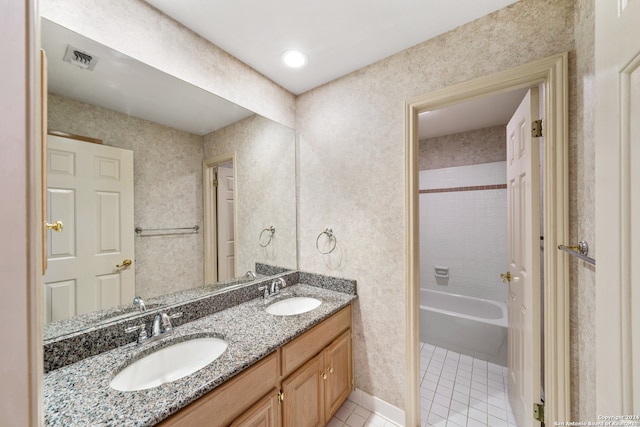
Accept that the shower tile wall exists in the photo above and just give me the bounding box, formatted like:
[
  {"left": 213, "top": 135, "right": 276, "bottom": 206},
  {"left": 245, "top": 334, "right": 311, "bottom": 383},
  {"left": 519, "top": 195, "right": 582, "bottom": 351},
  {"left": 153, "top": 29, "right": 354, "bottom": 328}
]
[{"left": 419, "top": 162, "right": 507, "bottom": 302}]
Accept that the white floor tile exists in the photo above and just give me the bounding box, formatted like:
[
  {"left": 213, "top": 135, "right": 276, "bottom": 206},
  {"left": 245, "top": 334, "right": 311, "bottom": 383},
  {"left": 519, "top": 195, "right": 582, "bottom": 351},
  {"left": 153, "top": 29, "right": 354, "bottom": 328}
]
[
  {"left": 467, "top": 417, "right": 488, "bottom": 427},
  {"left": 446, "top": 412, "right": 467, "bottom": 427},
  {"left": 488, "top": 403, "right": 508, "bottom": 421},
  {"left": 366, "top": 413, "right": 389, "bottom": 427},
  {"left": 346, "top": 412, "right": 368, "bottom": 427},
  {"left": 430, "top": 401, "right": 450, "bottom": 419},
  {"left": 327, "top": 418, "right": 344, "bottom": 427},
  {"left": 452, "top": 391, "right": 470, "bottom": 405},
  {"left": 488, "top": 414, "right": 510, "bottom": 427},
  {"left": 433, "top": 392, "right": 451, "bottom": 407},
  {"left": 335, "top": 405, "right": 353, "bottom": 422},
  {"left": 468, "top": 407, "right": 488, "bottom": 424},
  {"left": 448, "top": 399, "right": 469, "bottom": 416}
]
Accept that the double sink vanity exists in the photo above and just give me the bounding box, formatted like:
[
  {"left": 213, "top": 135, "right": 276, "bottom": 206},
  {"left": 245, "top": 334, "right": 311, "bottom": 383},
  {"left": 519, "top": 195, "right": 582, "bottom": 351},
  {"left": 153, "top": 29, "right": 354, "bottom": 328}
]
[{"left": 44, "top": 271, "right": 357, "bottom": 426}]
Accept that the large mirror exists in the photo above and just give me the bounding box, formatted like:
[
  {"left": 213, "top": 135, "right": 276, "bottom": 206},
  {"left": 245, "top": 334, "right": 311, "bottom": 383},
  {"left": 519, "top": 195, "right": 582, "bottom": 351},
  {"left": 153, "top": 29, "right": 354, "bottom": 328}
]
[{"left": 42, "top": 19, "right": 297, "bottom": 340}]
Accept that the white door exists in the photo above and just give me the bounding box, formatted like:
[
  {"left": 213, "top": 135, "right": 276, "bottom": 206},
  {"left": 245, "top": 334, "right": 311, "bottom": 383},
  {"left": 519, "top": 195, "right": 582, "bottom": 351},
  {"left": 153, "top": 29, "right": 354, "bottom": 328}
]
[
  {"left": 595, "top": 0, "right": 640, "bottom": 413},
  {"left": 506, "top": 88, "right": 541, "bottom": 427},
  {"left": 216, "top": 165, "right": 235, "bottom": 281},
  {"left": 42, "top": 135, "right": 135, "bottom": 322}
]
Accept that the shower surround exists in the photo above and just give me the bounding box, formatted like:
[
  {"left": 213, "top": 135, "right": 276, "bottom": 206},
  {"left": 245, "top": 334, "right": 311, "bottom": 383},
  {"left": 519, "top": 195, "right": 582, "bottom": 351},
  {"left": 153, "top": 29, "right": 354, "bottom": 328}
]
[{"left": 419, "top": 161, "right": 508, "bottom": 302}]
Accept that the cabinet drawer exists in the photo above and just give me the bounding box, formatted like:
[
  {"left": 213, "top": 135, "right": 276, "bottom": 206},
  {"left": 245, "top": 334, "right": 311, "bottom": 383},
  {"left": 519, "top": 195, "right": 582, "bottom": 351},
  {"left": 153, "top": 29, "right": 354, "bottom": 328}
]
[
  {"left": 158, "top": 352, "right": 278, "bottom": 427},
  {"left": 281, "top": 305, "right": 351, "bottom": 378}
]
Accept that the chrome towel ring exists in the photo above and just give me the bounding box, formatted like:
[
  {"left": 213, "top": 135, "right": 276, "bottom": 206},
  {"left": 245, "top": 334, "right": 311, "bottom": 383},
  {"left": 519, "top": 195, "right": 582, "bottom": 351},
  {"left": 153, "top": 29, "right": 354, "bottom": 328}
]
[
  {"left": 259, "top": 226, "right": 275, "bottom": 247},
  {"left": 316, "top": 228, "right": 337, "bottom": 254}
]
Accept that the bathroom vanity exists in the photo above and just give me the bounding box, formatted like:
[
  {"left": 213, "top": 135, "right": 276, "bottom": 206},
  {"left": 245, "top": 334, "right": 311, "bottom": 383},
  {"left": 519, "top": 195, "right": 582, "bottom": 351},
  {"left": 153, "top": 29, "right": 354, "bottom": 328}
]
[
  {"left": 159, "top": 305, "right": 352, "bottom": 427},
  {"left": 43, "top": 279, "right": 356, "bottom": 427}
]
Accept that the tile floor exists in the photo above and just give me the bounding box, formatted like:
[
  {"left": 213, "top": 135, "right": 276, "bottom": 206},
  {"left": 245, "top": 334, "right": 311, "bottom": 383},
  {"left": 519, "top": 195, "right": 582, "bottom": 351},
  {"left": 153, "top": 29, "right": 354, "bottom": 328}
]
[
  {"left": 419, "top": 342, "right": 518, "bottom": 427},
  {"left": 327, "top": 342, "right": 517, "bottom": 427},
  {"left": 327, "top": 398, "right": 401, "bottom": 427}
]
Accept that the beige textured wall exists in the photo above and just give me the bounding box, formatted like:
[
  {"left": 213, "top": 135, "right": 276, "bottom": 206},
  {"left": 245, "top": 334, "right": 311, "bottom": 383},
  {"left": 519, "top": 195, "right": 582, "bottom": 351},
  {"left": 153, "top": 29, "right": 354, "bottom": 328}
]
[
  {"left": 296, "top": 0, "right": 589, "bottom": 411},
  {"left": 419, "top": 125, "right": 506, "bottom": 170},
  {"left": 570, "top": 0, "right": 596, "bottom": 419},
  {"left": 48, "top": 94, "right": 204, "bottom": 299},
  {"left": 203, "top": 115, "right": 297, "bottom": 274},
  {"left": 40, "top": 0, "right": 296, "bottom": 129}
]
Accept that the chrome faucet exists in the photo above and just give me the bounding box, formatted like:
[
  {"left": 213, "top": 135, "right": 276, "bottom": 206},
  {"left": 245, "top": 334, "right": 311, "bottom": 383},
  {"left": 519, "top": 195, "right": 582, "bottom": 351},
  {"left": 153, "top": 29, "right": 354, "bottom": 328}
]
[
  {"left": 133, "top": 296, "right": 146, "bottom": 312},
  {"left": 259, "top": 277, "right": 287, "bottom": 299},
  {"left": 125, "top": 311, "right": 183, "bottom": 345},
  {"left": 270, "top": 277, "right": 286, "bottom": 295},
  {"left": 152, "top": 312, "right": 172, "bottom": 336},
  {"left": 244, "top": 271, "right": 257, "bottom": 280}
]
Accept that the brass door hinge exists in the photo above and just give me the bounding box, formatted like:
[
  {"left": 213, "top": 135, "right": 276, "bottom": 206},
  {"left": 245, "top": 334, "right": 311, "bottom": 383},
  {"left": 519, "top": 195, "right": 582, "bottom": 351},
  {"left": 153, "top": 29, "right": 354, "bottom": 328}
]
[
  {"left": 212, "top": 179, "right": 218, "bottom": 187},
  {"left": 531, "top": 119, "right": 543, "bottom": 138},
  {"left": 533, "top": 402, "right": 545, "bottom": 423},
  {"left": 278, "top": 390, "right": 284, "bottom": 404}
]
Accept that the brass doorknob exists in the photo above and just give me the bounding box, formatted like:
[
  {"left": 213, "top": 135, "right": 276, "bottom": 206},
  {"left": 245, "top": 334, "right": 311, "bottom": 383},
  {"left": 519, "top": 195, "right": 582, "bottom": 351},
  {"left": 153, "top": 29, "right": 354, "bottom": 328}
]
[
  {"left": 46, "top": 220, "right": 64, "bottom": 232},
  {"left": 500, "top": 271, "right": 512, "bottom": 283},
  {"left": 116, "top": 259, "right": 132, "bottom": 268}
]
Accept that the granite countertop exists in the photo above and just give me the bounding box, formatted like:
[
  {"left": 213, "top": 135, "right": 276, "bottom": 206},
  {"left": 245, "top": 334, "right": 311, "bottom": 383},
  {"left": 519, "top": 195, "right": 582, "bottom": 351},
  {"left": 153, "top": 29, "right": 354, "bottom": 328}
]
[{"left": 44, "top": 284, "right": 356, "bottom": 427}]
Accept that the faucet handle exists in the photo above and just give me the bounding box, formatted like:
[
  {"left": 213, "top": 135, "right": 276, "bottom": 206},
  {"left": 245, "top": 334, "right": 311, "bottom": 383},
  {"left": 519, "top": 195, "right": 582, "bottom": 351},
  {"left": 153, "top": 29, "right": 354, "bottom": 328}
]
[
  {"left": 258, "top": 285, "right": 269, "bottom": 299},
  {"left": 169, "top": 312, "right": 183, "bottom": 320},
  {"left": 125, "top": 324, "right": 149, "bottom": 344}
]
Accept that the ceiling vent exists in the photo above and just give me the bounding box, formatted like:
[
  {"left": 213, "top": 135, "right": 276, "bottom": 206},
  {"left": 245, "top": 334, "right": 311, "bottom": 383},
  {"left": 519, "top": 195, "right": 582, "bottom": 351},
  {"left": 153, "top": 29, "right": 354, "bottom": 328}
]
[{"left": 63, "top": 44, "right": 99, "bottom": 71}]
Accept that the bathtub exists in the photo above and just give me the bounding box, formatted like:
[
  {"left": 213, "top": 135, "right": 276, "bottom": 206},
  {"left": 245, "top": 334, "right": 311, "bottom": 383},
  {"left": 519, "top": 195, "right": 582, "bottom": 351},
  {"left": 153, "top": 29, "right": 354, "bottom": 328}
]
[{"left": 419, "top": 289, "right": 508, "bottom": 366}]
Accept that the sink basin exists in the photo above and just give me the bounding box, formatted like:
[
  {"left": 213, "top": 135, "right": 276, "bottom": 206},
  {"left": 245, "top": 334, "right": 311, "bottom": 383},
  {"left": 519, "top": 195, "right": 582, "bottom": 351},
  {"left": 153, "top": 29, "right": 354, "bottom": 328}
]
[
  {"left": 266, "top": 297, "right": 322, "bottom": 316},
  {"left": 109, "top": 337, "right": 228, "bottom": 392}
]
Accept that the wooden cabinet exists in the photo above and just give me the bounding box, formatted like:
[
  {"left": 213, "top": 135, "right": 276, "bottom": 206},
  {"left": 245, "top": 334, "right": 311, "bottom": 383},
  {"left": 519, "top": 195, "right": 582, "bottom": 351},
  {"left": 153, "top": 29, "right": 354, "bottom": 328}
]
[
  {"left": 281, "top": 353, "right": 325, "bottom": 427},
  {"left": 323, "top": 330, "right": 352, "bottom": 421},
  {"left": 230, "top": 390, "right": 280, "bottom": 427},
  {"left": 157, "top": 352, "right": 279, "bottom": 427},
  {"left": 281, "top": 330, "right": 353, "bottom": 427},
  {"left": 157, "top": 305, "right": 352, "bottom": 427}
]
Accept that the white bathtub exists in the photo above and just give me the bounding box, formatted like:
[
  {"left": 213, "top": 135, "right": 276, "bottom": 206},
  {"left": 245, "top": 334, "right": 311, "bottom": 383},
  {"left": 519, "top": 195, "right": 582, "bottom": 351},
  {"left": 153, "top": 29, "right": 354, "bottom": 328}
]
[{"left": 419, "top": 288, "right": 508, "bottom": 366}]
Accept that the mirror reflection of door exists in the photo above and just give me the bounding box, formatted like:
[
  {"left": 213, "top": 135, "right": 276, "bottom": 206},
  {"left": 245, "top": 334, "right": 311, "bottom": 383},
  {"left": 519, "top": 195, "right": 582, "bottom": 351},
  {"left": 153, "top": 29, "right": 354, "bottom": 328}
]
[
  {"left": 215, "top": 164, "right": 235, "bottom": 281},
  {"left": 43, "top": 134, "right": 135, "bottom": 323}
]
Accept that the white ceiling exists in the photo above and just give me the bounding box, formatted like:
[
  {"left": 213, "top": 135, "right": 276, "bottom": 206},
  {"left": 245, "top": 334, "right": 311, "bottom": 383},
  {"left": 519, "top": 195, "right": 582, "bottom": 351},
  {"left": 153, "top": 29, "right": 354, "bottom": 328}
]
[
  {"left": 419, "top": 88, "right": 529, "bottom": 140},
  {"left": 43, "top": 1, "right": 527, "bottom": 139},
  {"left": 145, "top": 0, "right": 520, "bottom": 95}
]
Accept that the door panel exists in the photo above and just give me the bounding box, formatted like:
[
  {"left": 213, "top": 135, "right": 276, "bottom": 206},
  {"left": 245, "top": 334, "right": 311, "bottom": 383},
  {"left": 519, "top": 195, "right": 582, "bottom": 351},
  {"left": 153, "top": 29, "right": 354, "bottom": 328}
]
[
  {"left": 595, "top": 0, "right": 640, "bottom": 413},
  {"left": 43, "top": 135, "right": 134, "bottom": 322},
  {"left": 506, "top": 88, "right": 541, "bottom": 427},
  {"left": 216, "top": 165, "right": 235, "bottom": 280},
  {"left": 47, "top": 188, "right": 75, "bottom": 258}
]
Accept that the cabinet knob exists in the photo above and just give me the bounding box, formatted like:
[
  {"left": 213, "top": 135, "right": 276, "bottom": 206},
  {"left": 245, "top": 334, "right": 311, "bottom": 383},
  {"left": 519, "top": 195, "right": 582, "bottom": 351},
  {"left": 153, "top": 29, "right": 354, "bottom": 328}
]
[
  {"left": 322, "top": 373, "right": 327, "bottom": 380},
  {"left": 328, "top": 367, "right": 334, "bottom": 374}
]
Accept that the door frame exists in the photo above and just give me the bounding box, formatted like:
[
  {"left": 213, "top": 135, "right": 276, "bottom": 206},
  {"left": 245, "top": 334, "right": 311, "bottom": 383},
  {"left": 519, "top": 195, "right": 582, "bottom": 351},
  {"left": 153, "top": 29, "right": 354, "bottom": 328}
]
[
  {"left": 404, "top": 53, "right": 570, "bottom": 426},
  {"left": 203, "top": 152, "right": 237, "bottom": 284}
]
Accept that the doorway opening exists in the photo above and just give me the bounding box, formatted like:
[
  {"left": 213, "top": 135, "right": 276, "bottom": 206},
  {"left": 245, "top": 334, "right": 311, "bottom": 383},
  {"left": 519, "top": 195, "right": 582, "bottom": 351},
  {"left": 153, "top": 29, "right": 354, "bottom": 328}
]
[
  {"left": 203, "top": 153, "right": 237, "bottom": 284},
  {"left": 417, "top": 86, "right": 543, "bottom": 427},
  {"left": 404, "top": 54, "right": 570, "bottom": 427}
]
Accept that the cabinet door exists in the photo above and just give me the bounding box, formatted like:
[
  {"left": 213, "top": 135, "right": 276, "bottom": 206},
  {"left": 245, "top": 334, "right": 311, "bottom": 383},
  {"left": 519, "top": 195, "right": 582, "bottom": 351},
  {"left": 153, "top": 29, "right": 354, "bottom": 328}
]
[
  {"left": 324, "top": 330, "right": 353, "bottom": 420},
  {"left": 282, "top": 352, "right": 325, "bottom": 427},
  {"left": 230, "top": 390, "right": 280, "bottom": 427}
]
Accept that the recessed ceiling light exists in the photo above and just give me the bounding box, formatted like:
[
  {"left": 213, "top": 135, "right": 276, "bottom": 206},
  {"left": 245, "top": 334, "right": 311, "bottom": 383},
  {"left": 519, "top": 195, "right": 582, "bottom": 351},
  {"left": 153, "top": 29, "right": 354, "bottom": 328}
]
[{"left": 281, "top": 50, "right": 307, "bottom": 68}]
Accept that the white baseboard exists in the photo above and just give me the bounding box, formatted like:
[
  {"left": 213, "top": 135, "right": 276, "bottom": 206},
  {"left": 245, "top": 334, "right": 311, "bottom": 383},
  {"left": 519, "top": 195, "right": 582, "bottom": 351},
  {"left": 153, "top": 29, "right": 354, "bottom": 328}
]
[{"left": 348, "top": 388, "right": 405, "bottom": 426}]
